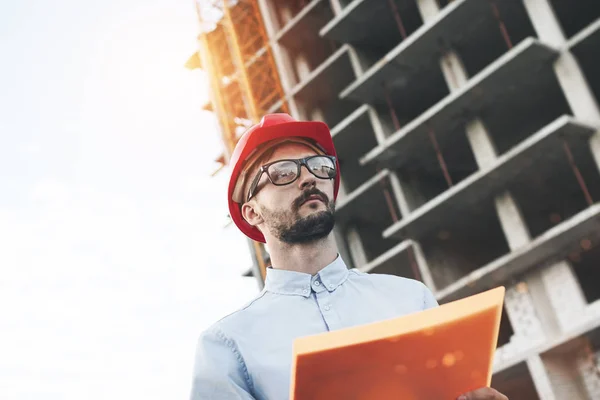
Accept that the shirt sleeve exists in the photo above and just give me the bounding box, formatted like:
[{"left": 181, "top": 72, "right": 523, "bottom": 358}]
[
  {"left": 422, "top": 283, "right": 439, "bottom": 309},
  {"left": 190, "top": 326, "right": 256, "bottom": 400}
]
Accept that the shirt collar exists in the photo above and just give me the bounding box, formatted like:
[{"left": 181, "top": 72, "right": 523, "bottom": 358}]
[{"left": 264, "top": 255, "right": 349, "bottom": 297}]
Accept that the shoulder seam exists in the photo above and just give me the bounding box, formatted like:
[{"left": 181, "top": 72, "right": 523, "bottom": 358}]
[
  {"left": 214, "top": 290, "right": 268, "bottom": 324},
  {"left": 213, "top": 326, "right": 255, "bottom": 394}
]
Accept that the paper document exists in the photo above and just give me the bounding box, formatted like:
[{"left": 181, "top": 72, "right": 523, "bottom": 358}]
[{"left": 290, "top": 286, "right": 505, "bottom": 400}]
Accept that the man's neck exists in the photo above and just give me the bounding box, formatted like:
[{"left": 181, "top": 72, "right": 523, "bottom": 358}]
[{"left": 267, "top": 234, "right": 339, "bottom": 276}]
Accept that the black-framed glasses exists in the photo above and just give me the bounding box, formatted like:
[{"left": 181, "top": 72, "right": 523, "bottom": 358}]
[{"left": 246, "top": 155, "right": 336, "bottom": 202}]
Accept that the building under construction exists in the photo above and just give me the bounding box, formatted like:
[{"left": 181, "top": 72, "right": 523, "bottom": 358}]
[{"left": 189, "top": 0, "right": 600, "bottom": 398}]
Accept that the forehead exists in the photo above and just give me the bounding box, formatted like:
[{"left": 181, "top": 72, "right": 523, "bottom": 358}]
[{"left": 265, "top": 142, "right": 319, "bottom": 163}]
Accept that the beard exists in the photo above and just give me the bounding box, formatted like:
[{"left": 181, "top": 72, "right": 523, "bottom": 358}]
[{"left": 264, "top": 188, "right": 336, "bottom": 245}]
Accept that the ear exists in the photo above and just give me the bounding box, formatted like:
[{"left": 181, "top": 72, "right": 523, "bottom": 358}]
[{"left": 241, "top": 201, "right": 263, "bottom": 227}]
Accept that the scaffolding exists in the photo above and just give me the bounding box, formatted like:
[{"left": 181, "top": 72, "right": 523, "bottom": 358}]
[{"left": 189, "top": 0, "right": 292, "bottom": 285}]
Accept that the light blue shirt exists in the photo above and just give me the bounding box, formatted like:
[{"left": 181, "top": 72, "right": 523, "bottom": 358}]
[{"left": 190, "top": 255, "right": 439, "bottom": 400}]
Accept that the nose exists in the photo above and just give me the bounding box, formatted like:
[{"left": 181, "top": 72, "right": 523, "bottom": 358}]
[{"left": 297, "top": 164, "right": 316, "bottom": 190}]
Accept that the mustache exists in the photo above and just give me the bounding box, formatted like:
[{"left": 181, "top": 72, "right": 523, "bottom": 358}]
[{"left": 293, "top": 188, "right": 329, "bottom": 211}]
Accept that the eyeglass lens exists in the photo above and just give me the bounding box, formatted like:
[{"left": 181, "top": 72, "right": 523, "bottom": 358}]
[{"left": 268, "top": 156, "right": 335, "bottom": 185}]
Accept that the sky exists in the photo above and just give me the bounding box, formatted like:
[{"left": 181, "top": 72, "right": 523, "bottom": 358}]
[{"left": 0, "top": 1, "right": 260, "bottom": 398}]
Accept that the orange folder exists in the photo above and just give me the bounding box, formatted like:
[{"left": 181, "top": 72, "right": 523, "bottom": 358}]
[{"left": 290, "top": 286, "right": 505, "bottom": 400}]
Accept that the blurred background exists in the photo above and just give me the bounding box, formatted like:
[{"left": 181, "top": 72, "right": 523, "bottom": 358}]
[{"left": 2, "top": 0, "right": 600, "bottom": 399}]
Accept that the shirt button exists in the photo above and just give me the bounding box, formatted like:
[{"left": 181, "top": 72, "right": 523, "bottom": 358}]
[
  {"left": 324, "top": 305, "right": 331, "bottom": 311},
  {"left": 314, "top": 281, "right": 320, "bottom": 286},
  {"left": 328, "top": 285, "right": 334, "bottom": 290},
  {"left": 302, "top": 289, "right": 309, "bottom": 294}
]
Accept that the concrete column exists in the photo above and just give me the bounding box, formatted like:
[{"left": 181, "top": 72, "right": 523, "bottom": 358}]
[
  {"left": 310, "top": 107, "right": 326, "bottom": 123},
  {"left": 527, "top": 355, "right": 560, "bottom": 400},
  {"left": 522, "top": 0, "right": 600, "bottom": 172},
  {"left": 346, "top": 226, "right": 369, "bottom": 268},
  {"left": 523, "top": 267, "right": 562, "bottom": 339},
  {"left": 295, "top": 51, "right": 312, "bottom": 82},
  {"left": 573, "top": 341, "right": 600, "bottom": 399},
  {"left": 337, "top": 169, "right": 348, "bottom": 200},
  {"left": 465, "top": 118, "right": 498, "bottom": 169},
  {"left": 504, "top": 282, "right": 545, "bottom": 345},
  {"left": 521, "top": 0, "right": 566, "bottom": 48},
  {"left": 416, "top": 0, "right": 440, "bottom": 23},
  {"left": 439, "top": 50, "right": 469, "bottom": 92},
  {"left": 334, "top": 225, "right": 354, "bottom": 269},
  {"left": 494, "top": 191, "right": 532, "bottom": 250},
  {"left": 410, "top": 240, "right": 437, "bottom": 292},
  {"left": 394, "top": 171, "right": 428, "bottom": 212},
  {"left": 541, "top": 344, "right": 594, "bottom": 400},
  {"left": 346, "top": 45, "right": 366, "bottom": 76},
  {"left": 388, "top": 171, "right": 412, "bottom": 218},
  {"left": 279, "top": 4, "right": 294, "bottom": 27},
  {"left": 328, "top": 0, "right": 342, "bottom": 15},
  {"left": 367, "top": 106, "right": 388, "bottom": 144},
  {"left": 541, "top": 260, "right": 588, "bottom": 332}
]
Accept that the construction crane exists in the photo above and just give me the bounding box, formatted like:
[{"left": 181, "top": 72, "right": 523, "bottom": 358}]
[{"left": 186, "top": 0, "right": 289, "bottom": 287}]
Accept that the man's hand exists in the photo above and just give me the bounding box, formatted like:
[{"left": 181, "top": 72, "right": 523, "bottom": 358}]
[{"left": 457, "top": 387, "right": 508, "bottom": 400}]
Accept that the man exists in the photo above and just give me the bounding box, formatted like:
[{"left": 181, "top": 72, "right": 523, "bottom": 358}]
[{"left": 190, "top": 114, "right": 508, "bottom": 400}]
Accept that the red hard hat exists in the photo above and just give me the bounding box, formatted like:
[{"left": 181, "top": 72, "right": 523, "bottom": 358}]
[{"left": 227, "top": 113, "right": 340, "bottom": 243}]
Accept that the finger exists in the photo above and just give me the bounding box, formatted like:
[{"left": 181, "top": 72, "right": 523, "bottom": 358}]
[{"left": 458, "top": 387, "right": 508, "bottom": 400}]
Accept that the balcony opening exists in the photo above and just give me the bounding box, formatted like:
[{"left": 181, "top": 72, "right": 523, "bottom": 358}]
[
  {"left": 333, "top": 114, "right": 380, "bottom": 193},
  {"left": 549, "top": 0, "right": 600, "bottom": 38},
  {"left": 491, "top": 361, "right": 540, "bottom": 400},
  {"left": 572, "top": 238, "right": 600, "bottom": 304},
  {"left": 480, "top": 68, "right": 572, "bottom": 156},
  {"left": 379, "top": 67, "right": 450, "bottom": 133},
  {"left": 353, "top": 0, "right": 425, "bottom": 69},
  {"left": 507, "top": 135, "right": 600, "bottom": 239},
  {"left": 455, "top": 0, "right": 536, "bottom": 78},
  {"left": 420, "top": 198, "right": 511, "bottom": 290},
  {"left": 392, "top": 125, "right": 479, "bottom": 212},
  {"left": 342, "top": 190, "right": 402, "bottom": 266}
]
